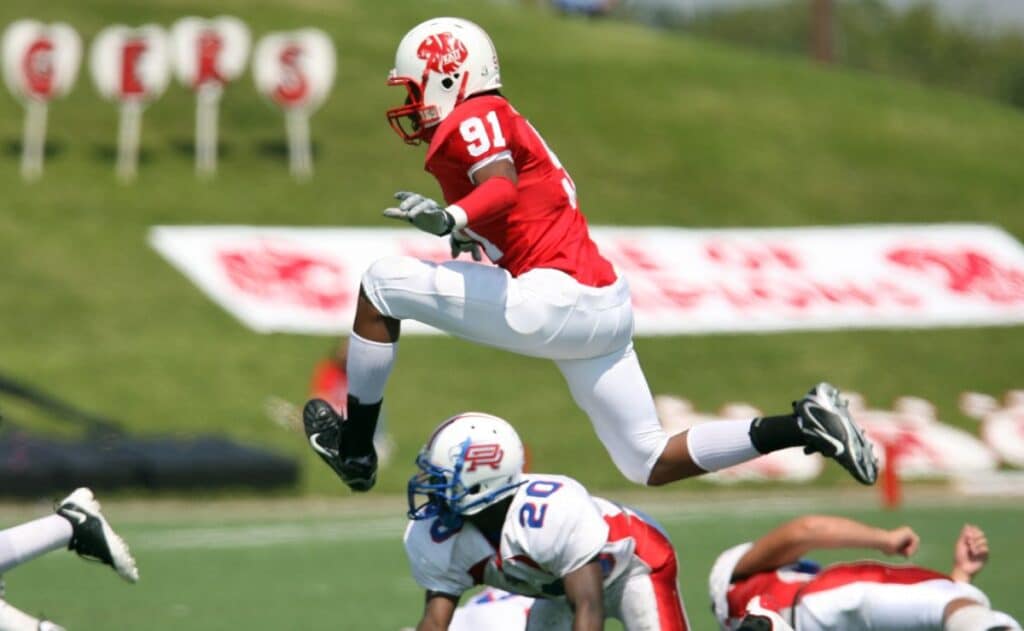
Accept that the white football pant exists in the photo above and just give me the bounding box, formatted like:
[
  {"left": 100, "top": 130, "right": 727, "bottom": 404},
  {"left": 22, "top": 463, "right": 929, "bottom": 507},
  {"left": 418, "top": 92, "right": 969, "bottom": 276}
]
[
  {"left": 794, "top": 577, "right": 1001, "bottom": 630},
  {"left": 449, "top": 590, "right": 533, "bottom": 631},
  {"left": 0, "top": 598, "right": 58, "bottom": 631},
  {"left": 524, "top": 562, "right": 689, "bottom": 631},
  {"left": 362, "top": 257, "right": 669, "bottom": 483}
]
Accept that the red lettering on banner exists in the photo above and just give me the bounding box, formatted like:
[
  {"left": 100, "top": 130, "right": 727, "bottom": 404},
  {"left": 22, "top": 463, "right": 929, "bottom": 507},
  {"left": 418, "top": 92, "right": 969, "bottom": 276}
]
[
  {"left": 120, "top": 38, "right": 147, "bottom": 96},
  {"left": 463, "top": 443, "right": 504, "bottom": 471},
  {"left": 604, "top": 240, "right": 693, "bottom": 310},
  {"left": 888, "top": 247, "right": 1024, "bottom": 303},
  {"left": 398, "top": 240, "right": 450, "bottom": 264},
  {"left": 273, "top": 44, "right": 308, "bottom": 107},
  {"left": 705, "top": 240, "right": 801, "bottom": 270},
  {"left": 709, "top": 278, "right": 918, "bottom": 312},
  {"left": 217, "top": 243, "right": 351, "bottom": 311},
  {"left": 22, "top": 38, "right": 55, "bottom": 98},
  {"left": 616, "top": 243, "right": 661, "bottom": 271},
  {"left": 195, "top": 29, "right": 224, "bottom": 87}
]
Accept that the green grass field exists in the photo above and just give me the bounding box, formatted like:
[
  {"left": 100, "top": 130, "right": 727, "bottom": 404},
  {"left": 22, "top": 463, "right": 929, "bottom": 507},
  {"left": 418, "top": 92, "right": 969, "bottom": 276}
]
[
  {"left": 1, "top": 0, "right": 1023, "bottom": 627},
  {"left": 2, "top": 0, "right": 1022, "bottom": 495},
  {"left": 2, "top": 493, "right": 1022, "bottom": 629}
]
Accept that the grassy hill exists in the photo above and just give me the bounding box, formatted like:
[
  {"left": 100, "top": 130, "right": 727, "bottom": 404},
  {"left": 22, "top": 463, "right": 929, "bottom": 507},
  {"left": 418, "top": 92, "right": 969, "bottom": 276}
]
[{"left": 2, "top": 0, "right": 1023, "bottom": 495}]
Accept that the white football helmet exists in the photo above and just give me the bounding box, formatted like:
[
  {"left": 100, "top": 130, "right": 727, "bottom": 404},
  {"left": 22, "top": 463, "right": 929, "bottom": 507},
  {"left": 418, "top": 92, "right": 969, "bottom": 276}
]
[
  {"left": 407, "top": 412, "right": 525, "bottom": 523},
  {"left": 386, "top": 17, "right": 501, "bottom": 144}
]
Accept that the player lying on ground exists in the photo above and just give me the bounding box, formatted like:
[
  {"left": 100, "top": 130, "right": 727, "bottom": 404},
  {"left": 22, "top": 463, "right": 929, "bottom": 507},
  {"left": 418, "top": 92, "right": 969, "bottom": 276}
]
[
  {"left": 0, "top": 488, "right": 138, "bottom": 631},
  {"left": 709, "top": 514, "right": 1020, "bottom": 631},
  {"left": 403, "top": 412, "right": 690, "bottom": 631},
  {"left": 303, "top": 16, "right": 879, "bottom": 495}
]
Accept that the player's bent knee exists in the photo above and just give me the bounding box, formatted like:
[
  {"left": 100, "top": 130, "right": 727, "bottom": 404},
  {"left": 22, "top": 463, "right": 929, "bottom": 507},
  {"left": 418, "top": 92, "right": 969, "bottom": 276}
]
[
  {"left": 361, "top": 256, "right": 433, "bottom": 316},
  {"left": 362, "top": 255, "right": 429, "bottom": 285}
]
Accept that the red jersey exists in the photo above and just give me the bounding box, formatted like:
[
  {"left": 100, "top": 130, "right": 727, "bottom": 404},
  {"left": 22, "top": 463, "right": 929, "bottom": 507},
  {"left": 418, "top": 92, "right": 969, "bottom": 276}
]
[
  {"left": 424, "top": 95, "right": 617, "bottom": 288},
  {"left": 725, "top": 561, "right": 949, "bottom": 625}
]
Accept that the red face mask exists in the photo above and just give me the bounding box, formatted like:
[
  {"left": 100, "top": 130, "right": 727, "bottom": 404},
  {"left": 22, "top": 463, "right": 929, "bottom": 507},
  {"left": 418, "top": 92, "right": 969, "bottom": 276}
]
[{"left": 386, "top": 77, "right": 441, "bottom": 145}]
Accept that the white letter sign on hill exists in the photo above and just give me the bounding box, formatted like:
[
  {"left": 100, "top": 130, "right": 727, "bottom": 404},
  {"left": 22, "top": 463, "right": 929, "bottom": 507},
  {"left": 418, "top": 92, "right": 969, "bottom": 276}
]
[
  {"left": 252, "top": 29, "right": 335, "bottom": 180},
  {"left": 171, "top": 16, "right": 250, "bottom": 177},
  {"left": 148, "top": 223, "right": 1024, "bottom": 335},
  {"left": 90, "top": 24, "right": 170, "bottom": 181},
  {"left": 2, "top": 20, "right": 81, "bottom": 180}
]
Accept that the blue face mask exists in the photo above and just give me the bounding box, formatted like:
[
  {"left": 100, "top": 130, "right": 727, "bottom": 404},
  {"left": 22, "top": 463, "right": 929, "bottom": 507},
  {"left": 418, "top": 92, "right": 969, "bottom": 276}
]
[
  {"left": 406, "top": 438, "right": 524, "bottom": 526},
  {"left": 407, "top": 438, "right": 474, "bottom": 526}
]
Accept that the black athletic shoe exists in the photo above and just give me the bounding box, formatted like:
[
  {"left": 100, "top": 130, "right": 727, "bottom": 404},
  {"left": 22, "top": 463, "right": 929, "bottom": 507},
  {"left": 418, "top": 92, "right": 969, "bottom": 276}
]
[
  {"left": 794, "top": 382, "right": 879, "bottom": 485},
  {"left": 303, "top": 398, "right": 377, "bottom": 492},
  {"left": 56, "top": 488, "right": 139, "bottom": 583}
]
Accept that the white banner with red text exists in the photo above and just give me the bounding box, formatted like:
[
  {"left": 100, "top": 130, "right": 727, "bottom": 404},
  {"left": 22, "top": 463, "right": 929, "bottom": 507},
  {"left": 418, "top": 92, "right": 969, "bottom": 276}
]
[{"left": 148, "top": 223, "right": 1024, "bottom": 335}]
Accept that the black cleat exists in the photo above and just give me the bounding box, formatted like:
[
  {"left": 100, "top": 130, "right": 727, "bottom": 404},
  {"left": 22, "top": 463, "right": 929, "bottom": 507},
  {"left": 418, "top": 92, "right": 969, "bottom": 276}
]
[
  {"left": 794, "top": 382, "right": 879, "bottom": 485},
  {"left": 56, "top": 488, "right": 139, "bottom": 583},
  {"left": 303, "top": 398, "right": 377, "bottom": 492}
]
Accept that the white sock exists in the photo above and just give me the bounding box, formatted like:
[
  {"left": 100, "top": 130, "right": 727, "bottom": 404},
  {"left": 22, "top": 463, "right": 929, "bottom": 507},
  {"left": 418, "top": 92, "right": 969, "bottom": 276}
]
[
  {"left": 686, "top": 419, "right": 761, "bottom": 472},
  {"left": 946, "top": 604, "right": 1021, "bottom": 631},
  {"left": 0, "top": 515, "right": 73, "bottom": 575},
  {"left": 346, "top": 332, "right": 398, "bottom": 404},
  {"left": 0, "top": 599, "right": 44, "bottom": 631}
]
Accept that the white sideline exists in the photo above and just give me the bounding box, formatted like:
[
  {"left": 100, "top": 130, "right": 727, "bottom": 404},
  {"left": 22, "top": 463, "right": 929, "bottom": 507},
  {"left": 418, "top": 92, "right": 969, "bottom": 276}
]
[{"left": 132, "top": 495, "right": 879, "bottom": 551}]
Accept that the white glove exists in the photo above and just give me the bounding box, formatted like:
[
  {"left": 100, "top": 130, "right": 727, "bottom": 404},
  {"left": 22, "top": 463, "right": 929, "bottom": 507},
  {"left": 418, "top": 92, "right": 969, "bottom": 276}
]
[
  {"left": 382, "top": 191, "right": 454, "bottom": 236},
  {"left": 449, "top": 230, "right": 482, "bottom": 261}
]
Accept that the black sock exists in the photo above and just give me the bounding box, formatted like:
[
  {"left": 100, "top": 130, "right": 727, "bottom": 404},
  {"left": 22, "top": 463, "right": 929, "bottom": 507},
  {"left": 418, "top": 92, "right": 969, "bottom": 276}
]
[
  {"left": 341, "top": 395, "right": 382, "bottom": 458},
  {"left": 748, "top": 414, "right": 803, "bottom": 454}
]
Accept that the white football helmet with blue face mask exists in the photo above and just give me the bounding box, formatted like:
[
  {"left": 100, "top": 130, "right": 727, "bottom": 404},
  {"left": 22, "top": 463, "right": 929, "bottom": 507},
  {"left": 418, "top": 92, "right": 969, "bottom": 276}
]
[{"left": 407, "top": 412, "right": 525, "bottom": 526}]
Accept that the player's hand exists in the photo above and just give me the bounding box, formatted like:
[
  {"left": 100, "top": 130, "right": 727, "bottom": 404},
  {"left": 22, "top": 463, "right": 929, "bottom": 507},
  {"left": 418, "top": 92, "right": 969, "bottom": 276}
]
[
  {"left": 449, "top": 230, "right": 482, "bottom": 261},
  {"left": 383, "top": 191, "right": 454, "bottom": 236},
  {"left": 881, "top": 526, "right": 919, "bottom": 557},
  {"left": 953, "top": 524, "right": 989, "bottom": 578}
]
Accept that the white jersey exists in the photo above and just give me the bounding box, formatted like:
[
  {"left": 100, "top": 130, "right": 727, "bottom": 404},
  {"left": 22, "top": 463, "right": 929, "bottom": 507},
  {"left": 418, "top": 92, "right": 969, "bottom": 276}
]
[
  {"left": 403, "top": 473, "right": 647, "bottom": 600},
  {"left": 449, "top": 588, "right": 534, "bottom": 631}
]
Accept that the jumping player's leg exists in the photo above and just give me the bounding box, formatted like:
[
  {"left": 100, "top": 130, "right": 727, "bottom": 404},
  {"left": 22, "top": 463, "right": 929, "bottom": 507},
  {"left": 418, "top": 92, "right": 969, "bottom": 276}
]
[
  {"left": 556, "top": 347, "right": 877, "bottom": 486},
  {"left": 326, "top": 256, "right": 876, "bottom": 489},
  {"left": 311, "top": 256, "right": 634, "bottom": 489}
]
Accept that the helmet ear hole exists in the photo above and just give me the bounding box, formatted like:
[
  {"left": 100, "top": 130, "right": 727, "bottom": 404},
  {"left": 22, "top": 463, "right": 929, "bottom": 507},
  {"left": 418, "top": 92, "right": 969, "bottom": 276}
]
[
  {"left": 468, "top": 484, "right": 481, "bottom": 494},
  {"left": 441, "top": 77, "right": 454, "bottom": 89}
]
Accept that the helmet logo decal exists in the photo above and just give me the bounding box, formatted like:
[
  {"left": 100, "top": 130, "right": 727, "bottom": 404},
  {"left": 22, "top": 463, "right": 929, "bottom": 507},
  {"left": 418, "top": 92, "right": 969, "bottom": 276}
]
[
  {"left": 463, "top": 443, "right": 504, "bottom": 471},
  {"left": 416, "top": 32, "right": 467, "bottom": 75}
]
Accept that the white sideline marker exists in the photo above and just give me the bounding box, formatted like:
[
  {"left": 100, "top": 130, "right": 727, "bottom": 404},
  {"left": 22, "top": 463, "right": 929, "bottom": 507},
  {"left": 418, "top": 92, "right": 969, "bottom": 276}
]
[
  {"left": 2, "top": 21, "right": 81, "bottom": 181},
  {"left": 90, "top": 24, "right": 170, "bottom": 182},
  {"left": 253, "top": 29, "right": 335, "bottom": 180},
  {"left": 171, "top": 16, "right": 251, "bottom": 178}
]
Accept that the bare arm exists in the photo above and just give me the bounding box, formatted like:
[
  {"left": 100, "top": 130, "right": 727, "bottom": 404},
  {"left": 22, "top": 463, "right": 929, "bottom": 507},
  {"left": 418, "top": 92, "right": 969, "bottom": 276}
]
[
  {"left": 732, "top": 515, "right": 919, "bottom": 579},
  {"left": 415, "top": 591, "right": 459, "bottom": 631},
  {"left": 563, "top": 559, "right": 604, "bottom": 631},
  {"left": 950, "top": 524, "right": 989, "bottom": 583}
]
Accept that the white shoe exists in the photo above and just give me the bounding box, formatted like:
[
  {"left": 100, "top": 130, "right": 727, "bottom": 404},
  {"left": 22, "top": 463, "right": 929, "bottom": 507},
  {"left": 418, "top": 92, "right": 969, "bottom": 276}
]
[{"left": 56, "top": 488, "right": 139, "bottom": 583}]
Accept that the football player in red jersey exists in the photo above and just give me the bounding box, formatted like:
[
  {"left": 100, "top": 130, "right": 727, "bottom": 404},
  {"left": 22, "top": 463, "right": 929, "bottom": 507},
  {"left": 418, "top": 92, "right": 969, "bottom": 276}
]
[
  {"left": 710, "top": 515, "right": 1020, "bottom": 630},
  {"left": 302, "top": 17, "right": 879, "bottom": 494}
]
